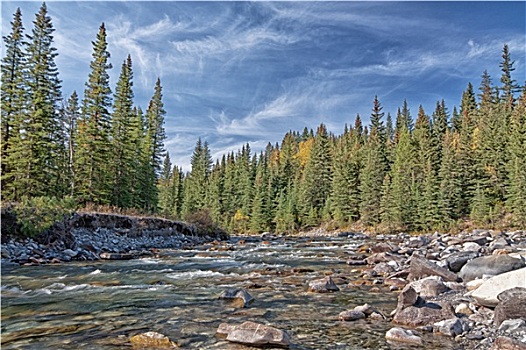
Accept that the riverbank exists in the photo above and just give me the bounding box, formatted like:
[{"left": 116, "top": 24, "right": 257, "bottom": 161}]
[{"left": 1, "top": 212, "right": 228, "bottom": 265}]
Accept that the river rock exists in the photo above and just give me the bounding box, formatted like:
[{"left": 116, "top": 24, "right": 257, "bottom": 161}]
[
  {"left": 63, "top": 249, "right": 77, "bottom": 258},
  {"left": 385, "top": 327, "right": 423, "bottom": 345},
  {"left": 370, "top": 242, "right": 397, "bottom": 253},
  {"left": 308, "top": 276, "right": 339, "bottom": 293},
  {"left": 100, "top": 252, "right": 134, "bottom": 260},
  {"left": 339, "top": 310, "right": 366, "bottom": 321},
  {"left": 459, "top": 255, "right": 525, "bottom": 282},
  {"left": 218, "top": 321, "right": 291, "bottom": 348},
  {"left": 490, "top": 336, "right": 526, "bottom": 350},
  {"left": 408, "top": 255, "right": 458, "bottom": 282},
  {"left": 396, "top": 285, "right": 419, "bottom": 310},
  {"left": 218, "top": 288, "right": 254, "bottom": 308},
  {"left": 494, "top": 287, "right": 526, "bottom": 326},
  {"left": 410, "top": 276, "right": 448, "bottom": 297},
  {"left": 393, "top": 301, "right": 456, "bottom": 327},
  {"left": 129, "top": 331, "right": 177, "bottom": 348},
  {"left": 499, "top": 319, "right": 526, "bottom": 333},
  {"left": 445, "top": 251, "right": 480, "bottom": 273},
  {"left": 455, "top": 302, "right": 474, "bottom": 315},
  {"left": 471, "top": 268, "right": 526, "bottom": 307},
  {"left": 433, "top": 317, "right": 469, "bottom": 337}
]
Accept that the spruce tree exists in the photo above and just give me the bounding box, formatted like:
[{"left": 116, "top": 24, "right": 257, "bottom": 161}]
[
  {"left": 499, "top": 44, "right": 519, "bottom": 110},
  {"left": 158, "top": 152, "right": 173, "bottom": 215},
  {"left": 75, "top": 23, "right": 112, "bottom": 204},
  {"left": 142, "top": 78, "right": 167, "bottom": 211},
  {"left": 182, "top": 138, "right": 212, "bottom": 216},
  {"left": 506, "top": 86, "right": 526, "bottom": 225},
  {"left": 359, "top": 96, "right": 387, "bottom": 226},
  {"left": 298, "top": 123, "right": 332, "bottom": 226},
  {"left": 8, "top": 3, "right": 63, "bottom": 198},
  {"left": 250, "top": 153, "right": 270, "bottom": 233},
  {"left": 381, "top": 125, "right": 414, "bottom": 230},
  {"left": 111, "top": 55, "right": 135, "bottom": 208},
  {"left": 1, "top": 8, "right": 27, "bottom": 200},
  {"left": 63, "top": 91, "right": 80, "bottom": 196}
]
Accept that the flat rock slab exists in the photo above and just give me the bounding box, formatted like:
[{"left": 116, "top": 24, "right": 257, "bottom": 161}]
[
  {"left": 217, "top": 321, "right": 291, "bottom": 348},
  {"left": 409, "top": 255, "right": 458, "bottom": 282},
  {"left": 471, "top": 268, "right": 526, "bottom": 307},
  {"left": 459, "top": 255, "right": 525, "bottom": 282}
]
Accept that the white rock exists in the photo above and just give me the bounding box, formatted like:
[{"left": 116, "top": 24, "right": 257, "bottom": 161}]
[
  {"left": 455, "top": 303, "right": 473, "bottom": 315},
  {"left": 463, "top": 242, "right": 481, "bottom": 252},
  {"left": 471, "top": 268, "right": 526, "bottom": 307},
  {"left": 385, "top": 327, "right": 423, "bottom": 345}
]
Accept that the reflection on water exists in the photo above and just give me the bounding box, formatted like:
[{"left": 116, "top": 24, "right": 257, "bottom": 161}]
[{"left": 1, "top": 236, "right": 458, "bottom": 349}]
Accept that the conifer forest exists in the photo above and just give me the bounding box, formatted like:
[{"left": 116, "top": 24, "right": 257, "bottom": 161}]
[{"left": 2, "top": 4, "right": 525, "bottom": 234}]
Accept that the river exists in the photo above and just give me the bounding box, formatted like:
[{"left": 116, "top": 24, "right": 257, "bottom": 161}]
[{"left": 1, "top": 235, "right": 459, "bottom": 349}]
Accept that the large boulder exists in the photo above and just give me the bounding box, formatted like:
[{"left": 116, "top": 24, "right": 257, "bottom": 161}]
[
  {"left": 217, "top": 321, "right": 291, "bottom": 348},
  {"left": 494, "top": 287, "right": 526, "bottom": 326},
  {"left": 308, "top": 276, "right": 339, "bottom": 293},
  {"left": 459, "top": 255, "right": 525, "bottom": 282},
  {"left": 471, "top": 268, "right": 526, "bottom": 307}
]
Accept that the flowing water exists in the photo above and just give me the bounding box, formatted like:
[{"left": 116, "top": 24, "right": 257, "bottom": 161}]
[{"left": 1, "top": 236, "right": 459, "bottom": 349}]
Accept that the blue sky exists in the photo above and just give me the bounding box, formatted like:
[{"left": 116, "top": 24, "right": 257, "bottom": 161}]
[{"left": 2, "top": 1, "right": 525, "bottom": 170}]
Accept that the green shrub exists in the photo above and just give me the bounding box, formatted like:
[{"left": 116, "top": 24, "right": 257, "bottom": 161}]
[{"left": 13, "top": 196, "right": 77, "bottom": 238}]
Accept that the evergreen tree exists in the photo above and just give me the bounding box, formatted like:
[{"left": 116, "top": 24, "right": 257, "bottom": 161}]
[
  {"left": 7, "top": 3, "right": 64, "bottom": 198},
  {"left": 298, "top": 123, "right": 332, "bottom": 226},
  {"left": 506, "top": 86, "right": 526, "bottom": 225},
  {"left": 412, "top": 106, "right": 440, "bottom": 229},
  {"left": 111, "top": 55, "right": 135, "bottom": 207},
  {"left": 359, "top": 96, "right": 387, "bottom": 226},
  {"left": 381, "top": 125, "right": 414, "bottom": 230},
  {"left": 1, "top": 8, "right": 27, "bottom": 199},
  {"left": 142, "top": 78, "right": 167, "bottom": 211},
  {"left": 499, "top": 44, "right": 519, "bottom": 109},
  {"left": 250, "top": 153, "right": 270, "bottom": 233},
  {"left": 206, "top": 159, "right": 224, "bottom": 224},
  {"left": 63, "top": 91, "right": 80, "bottom": 196},
  {"left": 75, "top": 23, "right": 112, "bottom": 204},
  {"left": 437, "top": 130, "right": 463, "bottom": 224},
  {"left": 158, "top": 152, "right": 173, "bottom": 215},
  {"left": 182, "top": 138, "right": 212, "bottom": 216}
]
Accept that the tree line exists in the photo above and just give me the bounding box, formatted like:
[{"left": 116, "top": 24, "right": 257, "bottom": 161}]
[
  {"left": 2, "top": 4, "right": 525, "bottom": 234},
  {"left": 158, "top": 45, "right": 525, "bottom": 233},
  {"left": 2, "top": 4, "right": 166, "bottom": 211}
]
